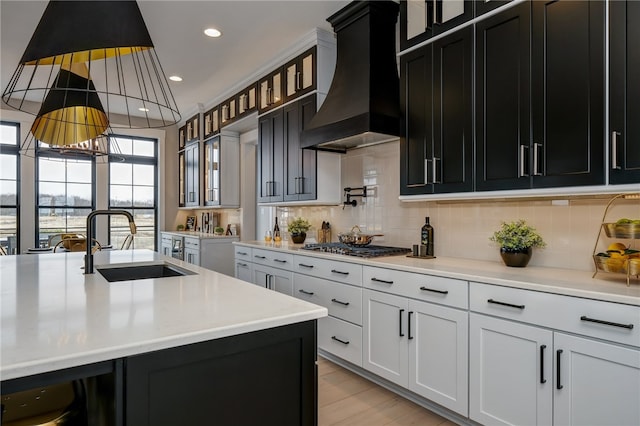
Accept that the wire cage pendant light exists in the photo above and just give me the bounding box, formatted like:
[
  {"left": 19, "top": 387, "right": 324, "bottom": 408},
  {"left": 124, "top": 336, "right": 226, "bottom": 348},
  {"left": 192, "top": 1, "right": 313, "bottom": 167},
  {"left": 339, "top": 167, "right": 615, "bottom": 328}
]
[{"left": 2, "top": 0, "right": 181, "bottom": 136}]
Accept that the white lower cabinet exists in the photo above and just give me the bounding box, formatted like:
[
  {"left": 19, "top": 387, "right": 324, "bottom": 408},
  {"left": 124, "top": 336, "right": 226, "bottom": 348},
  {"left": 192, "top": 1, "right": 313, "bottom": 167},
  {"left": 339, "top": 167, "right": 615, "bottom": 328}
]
[
  {"left": 235, "top": 260, "right": 253, "bottom": 282},
  {"left": 553, "top": 332, "right": 640, "bottom": 426},
  {"left": 363, "top": 289, "right": 468, "bottom": 416},
  {"left": 469, "top": 313, "right": 553, "bottom": 426},
  {"left": 317, "top": 316, "right": 363, "bottom": 367},
  {"left": 253, "top": 264, "right": 293, "bottom": 296}
]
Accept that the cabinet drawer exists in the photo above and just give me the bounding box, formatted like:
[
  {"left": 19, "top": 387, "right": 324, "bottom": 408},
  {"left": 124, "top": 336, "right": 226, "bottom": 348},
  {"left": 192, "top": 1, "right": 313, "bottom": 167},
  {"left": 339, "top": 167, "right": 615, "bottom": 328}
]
[
  {"left": 234, "top": 246, "right": 252, "bottom": 259},
  {"left": 318, "top": 316, "right": 362, "bottom": 367},
  {"left": 252, "top": 248, "right": 294, "bottom": 270},
  {"left": 363, "top": 266, "right": 468, "bottom": 309},
  {"left": 294, "top": 274, "right": 362, "bottom": 325},
  {"left": 470, "top": 282, "right": 640, "bottom": 347},
  {"left": 293, "top": 255, "right": 362, "bottom": 286},
  {"left": 184, "top": 237, "right": 200, "bottom": 250},
  {"left": 161, "top": 234, "right": 172, "bottom": 244}
]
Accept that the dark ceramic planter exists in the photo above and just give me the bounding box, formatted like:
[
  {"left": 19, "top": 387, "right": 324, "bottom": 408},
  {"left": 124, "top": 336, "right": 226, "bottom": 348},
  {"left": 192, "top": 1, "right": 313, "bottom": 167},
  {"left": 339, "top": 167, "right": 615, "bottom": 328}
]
[
  {"left": 500, "top": 247, "right": 533, "bottom": 267},
  {"left": 290, "top": 232, "right": 307, "bottom": 244}
]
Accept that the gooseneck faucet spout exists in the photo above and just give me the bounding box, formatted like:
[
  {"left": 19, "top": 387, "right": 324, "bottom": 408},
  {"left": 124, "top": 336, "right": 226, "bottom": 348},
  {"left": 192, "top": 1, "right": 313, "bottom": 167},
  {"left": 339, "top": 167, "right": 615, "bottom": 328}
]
[{"left": 85, "top": 210, "right": 137, "bottom": 274}]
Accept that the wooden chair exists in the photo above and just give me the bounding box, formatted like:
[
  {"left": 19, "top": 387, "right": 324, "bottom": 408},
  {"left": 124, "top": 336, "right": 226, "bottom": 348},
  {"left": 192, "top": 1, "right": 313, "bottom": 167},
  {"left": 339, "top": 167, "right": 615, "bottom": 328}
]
[
  {"left": 53, "top": 237, "right": 102, "bottom": 254},
  {"left": 0, "top": 245, "right": 7, "bottom": 255}
]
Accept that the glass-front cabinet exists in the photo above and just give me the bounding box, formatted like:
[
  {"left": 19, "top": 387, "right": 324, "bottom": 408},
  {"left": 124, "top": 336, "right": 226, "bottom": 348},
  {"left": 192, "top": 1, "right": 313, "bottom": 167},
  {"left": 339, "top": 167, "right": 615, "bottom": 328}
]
[
  {"left": 284, "top": 46, "right": 316, "bottom": 103},
  {"left": 204, "top": 137, "right": 220, "bottom": 206},
  {"left": 203, "top": 107, "right": 220, "bottom": 140},
  {"left": 258, "top": 68, "right": 283, "bottom": 113},
  {"left": 178, "top": 151, "right": 185, "bottom": 207},
  {"left": 400, "top": 0, "right": 473, "bottom": 51}
]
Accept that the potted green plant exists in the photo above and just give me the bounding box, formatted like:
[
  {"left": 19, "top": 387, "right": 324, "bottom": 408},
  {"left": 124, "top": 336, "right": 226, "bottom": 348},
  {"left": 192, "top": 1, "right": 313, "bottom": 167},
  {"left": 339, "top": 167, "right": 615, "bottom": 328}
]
[
  {"left": 287, "top": 217, "right": 312, "bottom": 244},
  {"left": 490, "top": 219, "right": 546, "bottom": 267},
  {"left": 214, "top": 226, "right": 225, "bottom": 236}
]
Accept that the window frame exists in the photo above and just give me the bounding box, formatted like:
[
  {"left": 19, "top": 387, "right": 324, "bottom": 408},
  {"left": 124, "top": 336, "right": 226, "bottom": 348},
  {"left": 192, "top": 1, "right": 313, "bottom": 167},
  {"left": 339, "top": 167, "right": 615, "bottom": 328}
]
[
  {"left": 0, "top": 121, "right": 21, "bottom": 254},
  {"left": 108, "top": 134, "right": 159, "bottom": 251}
]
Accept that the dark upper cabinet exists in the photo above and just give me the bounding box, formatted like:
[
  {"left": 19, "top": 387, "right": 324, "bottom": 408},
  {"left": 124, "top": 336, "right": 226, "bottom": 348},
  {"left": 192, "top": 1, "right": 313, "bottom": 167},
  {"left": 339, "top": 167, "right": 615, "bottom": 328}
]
[
  {"left": 284, "top": 94, "right": 317, "bottom": 201},
  {"left": 610, "top": 0, "right": 640, "bottom": 184},
  {"left": 182, "top": 141, "right": 200, "bottom": 207},
  {"left": 220, "top": 96, "right": 238, "bottom": 128},
  {"left": 531, "top": 0, "right": 604, "bottom": 188},
  {"left": 475, "top": 1, "right": 531, "bottom": 191},
  {"left": 258, "top": 108, "right": 284, "bottom": 203},
  {"left": 400, "top": 0, "right": 473, "bottom": 51},
  {"left": 185, "top": 114, "right": 200, "bottom": 144},
  {"left": 400, "top": 27, "right": 473, "bottom": 195},
  {"left": 237, "top": 83, "right": 258, "bottom": 118},
  {"left": 203, "top": 107, "right": 220, "bottom": 140},
  {"left": 178, "top": 125, "right": 186, "bottom": 150},
  {"left": 283, "top": 46, "right": 317, "bottom": 104},
  {"left": 258, "top": 67, "right": 284, "bottom": 114}
]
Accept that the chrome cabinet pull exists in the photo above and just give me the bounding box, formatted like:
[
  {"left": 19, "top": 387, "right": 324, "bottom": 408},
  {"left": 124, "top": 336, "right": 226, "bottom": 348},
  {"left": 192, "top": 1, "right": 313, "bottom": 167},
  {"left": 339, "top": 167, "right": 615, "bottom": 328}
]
[
  {"left": 533, "top": 143, "right": 543, "bottom": 176},
  {"left": 331, "top": 298, "right": 350, "bottom": 306},
  {"left": 487, "top": 299, "right": 525, "bottom": 310},
  {"left": 519, "top": 144, "right": 529, "bottom": 177},
  {"left": 611, "top": 131, "right": 621, "bottom": 170},
  {"left": 296, "top": 71, "right": 301, "bottom": 90},
  {"left": 580, "top": 315, "right": 634, "bottom": 330},
  {"left": 432, "top": 157, "right": 441, "bottom": 184}
]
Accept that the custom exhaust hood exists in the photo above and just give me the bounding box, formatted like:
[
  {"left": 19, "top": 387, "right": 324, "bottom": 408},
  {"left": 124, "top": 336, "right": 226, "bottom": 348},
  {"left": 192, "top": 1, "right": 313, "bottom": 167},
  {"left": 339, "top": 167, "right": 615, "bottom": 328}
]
[{"left": 300, "top": 0, "right": 400, "bottom": 153}]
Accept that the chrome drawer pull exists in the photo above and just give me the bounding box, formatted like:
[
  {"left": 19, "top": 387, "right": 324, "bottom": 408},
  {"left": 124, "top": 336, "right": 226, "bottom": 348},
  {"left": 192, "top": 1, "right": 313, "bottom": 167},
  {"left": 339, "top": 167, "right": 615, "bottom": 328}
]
[
  {"left": 254, "top": 255, "right": 266, "bottom": 259},
  {"left": 298, "top": 289, "right": 314, "bottom": 296},
  {"left": 298, "top": 263, "right": 314, "bottom": 268},
  {"left": 371, "top": 277, "right": 394, "bottom": 284},
  {"left": 331, "top": 336, "right": 349, "bottom": 345},
  {"left": 331, "top": 269, "right": 349, "bottom": 275},
  {"left": 487, "top": 299, "right": 525, "bottom": 310},
  {"left": 274, "top": 259, "right": 287, "bottom": 263},
  {"left": 580, "top": 316, "right": 634, "bottom": 330},
  {"left": 420, "top": 286, "right": 448, "bottom": 295},
  {"left": 331, "top": 298, "right": 350, "bottom": 306}
]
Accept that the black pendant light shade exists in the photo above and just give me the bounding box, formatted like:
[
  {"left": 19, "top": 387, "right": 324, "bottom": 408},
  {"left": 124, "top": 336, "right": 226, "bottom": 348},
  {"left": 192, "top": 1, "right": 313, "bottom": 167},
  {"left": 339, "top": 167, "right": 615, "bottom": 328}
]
[{"left": 2, "top": 0, "right": 180, "bottom": 129}]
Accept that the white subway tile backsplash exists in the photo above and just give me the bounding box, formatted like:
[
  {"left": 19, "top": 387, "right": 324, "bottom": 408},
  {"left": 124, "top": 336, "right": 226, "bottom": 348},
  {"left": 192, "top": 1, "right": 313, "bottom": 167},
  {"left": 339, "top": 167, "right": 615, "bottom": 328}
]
[{"left": 275, "top": 140, "right": 639, "bottom": 272}]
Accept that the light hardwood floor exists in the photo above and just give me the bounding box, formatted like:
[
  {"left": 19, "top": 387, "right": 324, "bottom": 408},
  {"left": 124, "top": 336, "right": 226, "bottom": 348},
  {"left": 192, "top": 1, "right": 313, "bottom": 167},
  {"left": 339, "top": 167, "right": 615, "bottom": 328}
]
[{"left": 318, "top": 357, "right": 458, "bottom": 426}]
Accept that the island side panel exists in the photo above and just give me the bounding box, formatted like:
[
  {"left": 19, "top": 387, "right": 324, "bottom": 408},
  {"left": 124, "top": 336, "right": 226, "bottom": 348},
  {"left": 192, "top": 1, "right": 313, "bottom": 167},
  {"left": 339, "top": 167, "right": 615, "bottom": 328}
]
[{"left": 125, "top": 320, "right": 318, "bottom": 426}]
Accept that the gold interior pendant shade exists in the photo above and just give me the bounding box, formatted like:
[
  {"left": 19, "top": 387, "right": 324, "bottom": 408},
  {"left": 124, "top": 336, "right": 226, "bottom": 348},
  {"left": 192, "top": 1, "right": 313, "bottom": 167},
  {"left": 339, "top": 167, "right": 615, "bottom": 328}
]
[
  {"left": 30, "top": 63, "right": 109, "bottom": 146},
  {"left": 2, "top": 0, "right": 180, "bottom": 129}
]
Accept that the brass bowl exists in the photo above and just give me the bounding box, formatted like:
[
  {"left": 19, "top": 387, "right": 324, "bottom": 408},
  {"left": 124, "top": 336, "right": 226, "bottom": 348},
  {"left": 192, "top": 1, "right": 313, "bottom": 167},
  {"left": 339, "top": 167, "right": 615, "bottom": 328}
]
[
  {"left": 594, "top": 255, "right": 640, "bottom": 275},
  {"left": 602, "top": 222, "right": 640, "bottom": 239}
]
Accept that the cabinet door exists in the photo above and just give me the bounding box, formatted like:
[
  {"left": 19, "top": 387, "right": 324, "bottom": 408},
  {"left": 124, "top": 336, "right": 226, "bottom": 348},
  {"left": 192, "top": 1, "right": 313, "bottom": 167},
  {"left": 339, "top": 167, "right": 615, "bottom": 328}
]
[
  {"left": 400, "top": 45, "right": 434, "bottom": 195},
  {"left": 184, "top": 143, "right": 199, "bottom": 207},
  {"left": 253, "top": 264, "right": 293, "bottom": 295},
  {"left": 408, "top": 299, "right": 468, "bottom": 416},
  {"left": 475, "top": 0, "right": 513, "bottom": 16},
  {"left": 178, "top": 151, "right": 185, "bottom": 207},
  {"left": 258, "top": 68, "right": 283, "bottom": 113},
  {"left": 235, "top": 260, "right": 252, "bottom": 283},
  {"left": 554, "top": 333, "right": 640, "bottom": 426},
  {"left": 362, "top": 289, "right": 408, "bottom": 387},
  {"left": 400, "top": 0, "right": 473, "bottom": 51},
  {"left": 284, "top": 47, "right": 316, "bottom": 103},
  {"left": 257, "top": 109, "right": 284, "bottom": 203},
  {"left": 204, "top": 138, "right": 220, "bottom": 206},
  {"left": 475, "top": 2, "right": 531, "bottom": 191},
  {"left": 433, "top": 26, "right": 473, "bottom": 193},
  {"left": 184, "top": 248, "right": 200, "bottom": 266},
  {"left": 531, "top": 0, "right": 604, "bottom": 188},
  {"left": 237, "top": 83, "right": 257, "bottom": 117},
  {"left": 178, "top": 126, "right": 186, "bottom": 150},
  {"left": 610, "top": 0, "right": 640, "bottom": 184},
  {"left": 469, "top": 313, "right": 553, "bottom": 426},
  {"left": 284, "top": 95, "right": 317, "bottom": 201}
]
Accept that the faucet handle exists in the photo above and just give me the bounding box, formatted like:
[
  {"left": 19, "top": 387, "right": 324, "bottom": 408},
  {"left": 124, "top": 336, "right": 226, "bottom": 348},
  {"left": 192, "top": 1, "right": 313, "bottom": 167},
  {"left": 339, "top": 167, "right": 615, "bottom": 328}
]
[{"left": 129, "top": 222, "right": 137, "bottom": 234}]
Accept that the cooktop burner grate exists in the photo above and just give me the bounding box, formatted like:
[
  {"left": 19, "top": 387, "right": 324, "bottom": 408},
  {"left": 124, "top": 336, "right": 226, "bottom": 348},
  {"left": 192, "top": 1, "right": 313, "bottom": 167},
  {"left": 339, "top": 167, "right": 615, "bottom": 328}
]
[{"left": 300, "top": 242, "right": 411, "bottom": 258}]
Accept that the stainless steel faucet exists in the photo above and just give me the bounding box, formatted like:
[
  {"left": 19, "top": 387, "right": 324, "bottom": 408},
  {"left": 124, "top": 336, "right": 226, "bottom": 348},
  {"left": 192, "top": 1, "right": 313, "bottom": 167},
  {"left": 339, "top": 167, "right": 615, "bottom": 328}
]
[{"left": 85, "top": 210, "right": 137, "bottom": 274}]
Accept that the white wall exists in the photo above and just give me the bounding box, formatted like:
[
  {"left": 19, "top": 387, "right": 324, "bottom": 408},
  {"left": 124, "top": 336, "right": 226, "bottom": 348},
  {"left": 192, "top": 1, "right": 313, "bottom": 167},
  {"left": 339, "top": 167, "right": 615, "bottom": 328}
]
[{"left": 276, "top": 140, "right": 640, "bottom": 272}]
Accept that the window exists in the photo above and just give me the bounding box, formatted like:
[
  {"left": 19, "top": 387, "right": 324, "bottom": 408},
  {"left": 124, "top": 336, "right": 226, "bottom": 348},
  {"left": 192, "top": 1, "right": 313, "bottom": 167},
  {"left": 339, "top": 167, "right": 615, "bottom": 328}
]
[
  {"left": 109, "top": 135, "right": 158, "bottom": 250},
  {"left": 0, "top": 122, "right": 20, "bottom": 254},
  {"left": 36, "top": 151, "right": 94, "bottom": 246}
]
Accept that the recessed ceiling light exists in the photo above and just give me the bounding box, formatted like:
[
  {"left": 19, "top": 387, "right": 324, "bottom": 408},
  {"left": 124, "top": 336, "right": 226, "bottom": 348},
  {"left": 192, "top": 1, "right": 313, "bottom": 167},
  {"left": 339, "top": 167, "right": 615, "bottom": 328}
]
[
  {"left": 204, "top": 28, "right": 222, "bottom": 38},
  {"left": 138, "top": 107, "right": 150, "bottom": 112},
  {"left": 169, "top": 75, "right": 183, "bottom": 82}
]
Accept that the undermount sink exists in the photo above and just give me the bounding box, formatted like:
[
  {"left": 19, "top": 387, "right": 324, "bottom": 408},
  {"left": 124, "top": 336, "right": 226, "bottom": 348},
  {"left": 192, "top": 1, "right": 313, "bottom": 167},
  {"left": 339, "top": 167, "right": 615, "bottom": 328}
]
[{"left": 96, "top": 263, "right": 196, "bottom": 282}]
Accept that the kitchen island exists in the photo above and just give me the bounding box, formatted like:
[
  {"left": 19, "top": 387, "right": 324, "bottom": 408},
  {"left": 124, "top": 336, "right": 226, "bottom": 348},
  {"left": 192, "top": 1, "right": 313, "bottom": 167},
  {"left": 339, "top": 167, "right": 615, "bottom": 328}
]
[{"left": 1, "top": 250, "right": 327, "bottom": 425}]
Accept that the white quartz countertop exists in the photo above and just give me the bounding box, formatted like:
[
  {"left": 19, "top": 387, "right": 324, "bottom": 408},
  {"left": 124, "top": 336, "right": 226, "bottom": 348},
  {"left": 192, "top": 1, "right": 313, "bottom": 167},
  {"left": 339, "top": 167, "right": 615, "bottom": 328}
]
[
  {"left": 235, "top": 241, "right": 640, "bottom": 306},
  {"left": 0, "top": 250, "right": 326, "bottom": 381},
  {"left": 161, "top": 231, "right": 239, "bottom": 240}
]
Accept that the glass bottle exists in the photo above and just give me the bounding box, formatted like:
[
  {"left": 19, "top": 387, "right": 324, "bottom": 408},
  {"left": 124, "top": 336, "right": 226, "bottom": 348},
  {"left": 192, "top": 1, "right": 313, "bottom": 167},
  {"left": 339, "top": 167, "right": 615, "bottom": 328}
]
[
  {"left": 420, "top": 217, "right": 434, "bottom": 256},
  {"left": 273, "top": 217, "right": 281, "bottom": 242}
]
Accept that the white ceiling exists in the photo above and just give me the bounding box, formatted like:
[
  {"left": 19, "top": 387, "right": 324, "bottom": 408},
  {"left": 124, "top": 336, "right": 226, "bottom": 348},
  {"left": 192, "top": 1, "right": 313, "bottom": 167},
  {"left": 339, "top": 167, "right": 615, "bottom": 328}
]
[{"left": 0, "top": 0, "right": 349, "bottom": 123}]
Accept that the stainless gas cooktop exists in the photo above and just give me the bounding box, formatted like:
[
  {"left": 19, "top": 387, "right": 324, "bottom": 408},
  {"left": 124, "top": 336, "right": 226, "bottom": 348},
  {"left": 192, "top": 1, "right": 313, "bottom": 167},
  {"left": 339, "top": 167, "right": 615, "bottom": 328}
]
[{"left": 300, "top": 243, "right": 411, "bottom": 258}]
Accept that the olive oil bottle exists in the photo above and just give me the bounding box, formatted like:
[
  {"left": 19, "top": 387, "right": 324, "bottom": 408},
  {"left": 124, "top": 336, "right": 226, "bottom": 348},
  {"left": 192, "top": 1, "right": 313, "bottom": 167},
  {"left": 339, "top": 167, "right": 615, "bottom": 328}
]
[{"left": 420, "top": 217, "right": 434, "bottom": 256}]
